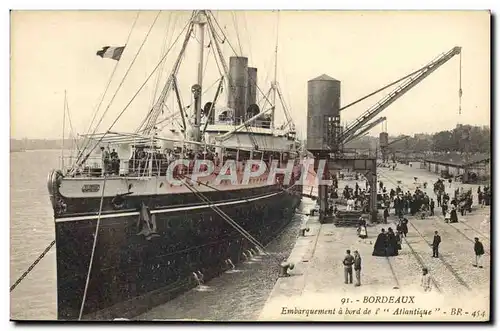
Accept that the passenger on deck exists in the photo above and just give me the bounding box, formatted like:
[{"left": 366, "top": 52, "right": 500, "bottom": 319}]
[
  {"left": 372, "top": 229, "right": 388, "bottom": 257},
  {"left": 110, "top": 149, "right": 120, "bottom": 175},
  {"left": 101, "top": 146, "right": 110, "bottom": 175}
]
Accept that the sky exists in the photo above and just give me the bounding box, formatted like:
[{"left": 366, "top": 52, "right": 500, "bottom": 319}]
[{"left": 10, "top": 10, "right": 490, "bottom": 139}]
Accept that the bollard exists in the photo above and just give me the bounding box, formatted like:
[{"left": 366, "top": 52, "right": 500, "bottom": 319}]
[
  {"left": 299, "top": 227, "right": 310, "bottom": 237},
  {"left": 279, "top": 262, "right": 295, "bottom": 277}
]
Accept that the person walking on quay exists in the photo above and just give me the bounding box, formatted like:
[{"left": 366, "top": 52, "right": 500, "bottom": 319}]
[
  {"left": 441, "top": 202, "right": 448, "bottom": 217},
  {"left": 353, "top": 250, "right": 362, "bottom": 287},
  {"left": 421, "top": 268, "right": 431, "bottom": 292},
  {"left": 401, "top": 218, "right": 408, "bottom": 237},
  {"left": 383, "top": 207, "right": 389, "bottom": 224},
  {"left": 473, "top": 238, "right": 485, "bottom": 268},
  {"left": 449, "top": 205, "right": 458, "bottom": 223},
  {"left": 436, "top": 193, "right": 442, "bottom": 208},
  {"left": 343, "top": 249, "right": 355, "bottom": 284},
  {"left": 372, "top": 229, "right": 388, "bottom": 257},
  {"left": 430, "top": 198, "right": 435, "bottom": 216},
  {"left": 386, "top": 227, "right": 399, "bottom": 256},
  {"left": 432, "top": 231, "right": 441, "bottom": 258},
  {"left": 478, "top": 191, "right": 484, "bottom": 208}
]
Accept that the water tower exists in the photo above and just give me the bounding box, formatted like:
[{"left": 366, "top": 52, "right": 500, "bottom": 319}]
[
  {"left": 379, "top": 132, "right": 389, "bottom": 162},
  {"left": 306, "top": 74, "right": 341, "bottom": 221}
]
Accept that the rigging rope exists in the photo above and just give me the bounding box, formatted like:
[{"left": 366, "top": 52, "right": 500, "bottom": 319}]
[
  {"left": 155, "top": 78, "right": 223, "bottom": 131},
  {"left": 231, "top": 11, "right": 244, "bottom": 55},
  {"left": 80, "top": 15, "right": 193, "bottom": 162},
  {"left": 151, "top": 12, "right": 174, "bottom": 109},
  {"left": 339, "top": 57, "right": 447, "bottom": 113},
  {"left": 78, "top": 11, "right": 162, "bottom": 160},
  {"left": 64, "top": 93, "right": 81, "bottom": 154},
  {"left": 179, "top": 175, "right": 284, "bottom": 265},
  {"left": 458, "top": 51, "right": 463, "bottom": 115},
  {"left": 181, "top": 178, "right": 265, "bottom": 249},
  {"left": 79, "top": 12, "right": 141, "bottom": 158},
  {"left": 207, "top": 12, "right": 274, "bottom": 113},
  {"left": 140, "top": 12, "right": 197, "bottom": 134},
  {"left": 78, "top": 175, "right": 107, "bottom": 320}
]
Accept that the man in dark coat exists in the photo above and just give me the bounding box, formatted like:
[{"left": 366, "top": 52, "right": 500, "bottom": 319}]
[
  {"left": 401, "top": 218, "right": 409, "bottom": 237},
  {"left": 372, "top": 229, "right": 387, "bottom": 257},
  {"left": 473, "top": 238, "right": 485, "bottom": 268},
  {"left": 432, "top": 231, "right": 441, "bottom": 258},
  {"left": 343, "top": 250, "right": 355, "bottom": 284},
  {"left": 353, "top": 250, "right": 362, "bottom": 286},
  {"left": 430, "top": 199, "right": 435, "bottom": 216}
]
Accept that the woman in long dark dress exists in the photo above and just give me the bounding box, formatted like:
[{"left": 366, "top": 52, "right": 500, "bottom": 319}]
[
  {"left": 450, "top": 205, "right": 458, "bottom": 223},
  {"left": 372, "top": 229, "right": 387, "bottom": 256},
  {"left": 386, "top": 227, "right": 399, "bottom": 256}
]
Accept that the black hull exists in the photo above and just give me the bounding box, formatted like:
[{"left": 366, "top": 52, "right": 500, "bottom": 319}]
[{"left": 55, "top": 190, "right": 301, "bottom": 320}]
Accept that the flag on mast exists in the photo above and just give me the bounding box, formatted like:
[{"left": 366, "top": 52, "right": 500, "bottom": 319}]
[{"left": 96, "top": 46, "right": 126, "bottom": 61}]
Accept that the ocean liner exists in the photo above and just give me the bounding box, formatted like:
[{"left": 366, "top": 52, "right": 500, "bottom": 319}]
[{"left": 47, "top": 10, "right": 302, "bottom": 320}]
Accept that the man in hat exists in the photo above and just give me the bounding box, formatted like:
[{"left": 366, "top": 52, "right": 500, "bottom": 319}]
[
  {"left": 473, "top": 237, "right": 485, "bottom": 268},
  {"left": 353, "top": 250, "right": 362, "bottom": 286},
  {"left": 342, "top": 249, "right": 355, "bottom": 284}
]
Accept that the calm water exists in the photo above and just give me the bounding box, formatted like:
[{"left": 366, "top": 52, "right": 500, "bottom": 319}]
[{"left": 9, "top": 150, "right": 307, "bottom": 320}]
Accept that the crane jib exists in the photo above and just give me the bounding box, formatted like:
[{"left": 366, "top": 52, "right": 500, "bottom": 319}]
[{"left": 340, "top": 46, "right": 462, "bottom": 144}]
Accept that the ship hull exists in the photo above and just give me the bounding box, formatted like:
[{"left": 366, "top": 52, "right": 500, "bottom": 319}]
[{"left": 55, "top": 189, "right": 301, "bottom": 320}]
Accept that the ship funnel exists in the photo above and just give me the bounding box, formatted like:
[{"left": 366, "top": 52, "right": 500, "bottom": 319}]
[{"left": 228, "top": 56, "right": 249, "bottom": 124}]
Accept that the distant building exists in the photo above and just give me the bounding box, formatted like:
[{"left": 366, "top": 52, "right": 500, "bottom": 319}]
[{"left": 423, "top": 153, "right": 490, "bottom": 180}]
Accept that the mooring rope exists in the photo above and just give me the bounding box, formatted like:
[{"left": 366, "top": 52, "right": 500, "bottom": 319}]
[
  {"left": 10, "top": 240, "right": 56, "bottom": 292},
  {"left": 78, "top": 175, "right": 108, "bottom": 320}
]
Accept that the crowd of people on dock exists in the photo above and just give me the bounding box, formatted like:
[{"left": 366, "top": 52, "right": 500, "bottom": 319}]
[{"left": 337, "top": 168, "right": 489, "bottom": 291}]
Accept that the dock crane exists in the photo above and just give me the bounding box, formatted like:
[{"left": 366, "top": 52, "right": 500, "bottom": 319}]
[
  {"left": 339, "top": 46, "right": 462, "bottom": 143},
  {"left": 345, "top": 116, "right": 386, "bottom": 144},
  {"left": 380, "top": 135, "right": 410, "bottom": 163}
]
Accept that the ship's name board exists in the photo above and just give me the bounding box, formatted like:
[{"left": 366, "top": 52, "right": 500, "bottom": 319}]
[{"left": 82, "top": 184, "right": 101, "bottom": 193}]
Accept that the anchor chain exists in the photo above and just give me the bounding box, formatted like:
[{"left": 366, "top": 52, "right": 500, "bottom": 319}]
[{"left": 10, "top": 240, "right": 56, "bottom": 292}]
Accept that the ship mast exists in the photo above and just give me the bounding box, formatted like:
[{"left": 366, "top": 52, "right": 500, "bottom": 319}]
[
  {"left": 271, "top": 11, "right": 280, "bottom": 130},
  {"left": 191, "top": 10, "right": 207, "bottom": 143}
]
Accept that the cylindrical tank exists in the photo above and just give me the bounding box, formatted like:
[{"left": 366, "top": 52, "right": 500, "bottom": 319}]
[
  {"left": 227, "top": 56, "right": 248, "bottom": 124},
  {"left": 306, "top": 74, "right": 341, "bottom": 152},
  {"left": 379, "top": 132, "right": 389, "bottom": 148},
  {"left": 247, "top": 67, "right": 258, "bottom": 107}
]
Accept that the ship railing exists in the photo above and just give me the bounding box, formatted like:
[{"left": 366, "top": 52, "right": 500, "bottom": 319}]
[
  {"left": 233, "top": 117, "right": 274, "bottom": 129},
  {"left": 61, "top": 155, "right": 280, "bottom": 179}
]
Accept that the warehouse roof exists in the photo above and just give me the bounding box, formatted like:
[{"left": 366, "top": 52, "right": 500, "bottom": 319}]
[{"left": 424, "top": 152, "right": 490, "bottom": 167}]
